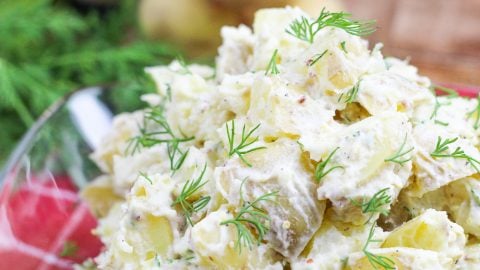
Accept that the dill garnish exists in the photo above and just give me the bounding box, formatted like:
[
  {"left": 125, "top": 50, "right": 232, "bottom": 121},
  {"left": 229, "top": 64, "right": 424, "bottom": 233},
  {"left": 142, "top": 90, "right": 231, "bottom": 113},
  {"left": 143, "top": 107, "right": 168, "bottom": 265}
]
[
  {"left": 226, "top": 120, "right": 266, "bottom": 167},
  {"left": 340, "top": 41, "right": 348, "bottom": 53},
  {"left": 220, "top": 178, "right": 278, "bottom": 253},
  {"left": 286, "top": 8, "right": 376, "bottom": 43},
  {"left": 384, "top": 134, "right": 414, "bottom": 166},
  {"left": 59, "top": 240, "right": 79, "bottom": 257},
  {"left": 126, "top": 106, "right": 194, "bottom": 174},
  {"left": 172, "top": 164, "right": 211, "bottom": 226},
  {"left": 315, "top": 147, "right": 344, "bottom": 182},
  {"left": 430, "top": 136, "right": 480, "bottom": 172},
  {"left": 467, "top": 94, "right": 480, "bottom": 130},
  {"left": 338, "top": 80, "right": 362, "bottom": 103},
  {"left": 363, "top": 223, "right": 396, "bottom": 270},
  {"left": 265, "top": 49, "right": 280, "bottom": 75},
  {"left": 351, "top": 188, "right": 391, "bottom": 224},
  {"left": 307, "top": 49, "right": 328, "bottom": 67}
]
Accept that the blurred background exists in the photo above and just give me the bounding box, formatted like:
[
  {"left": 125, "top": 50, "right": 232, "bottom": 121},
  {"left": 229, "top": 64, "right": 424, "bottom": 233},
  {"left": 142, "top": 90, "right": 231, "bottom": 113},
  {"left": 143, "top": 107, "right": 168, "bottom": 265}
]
[{"left": 1, "top": 0, "right": 479, "bottom": 166}]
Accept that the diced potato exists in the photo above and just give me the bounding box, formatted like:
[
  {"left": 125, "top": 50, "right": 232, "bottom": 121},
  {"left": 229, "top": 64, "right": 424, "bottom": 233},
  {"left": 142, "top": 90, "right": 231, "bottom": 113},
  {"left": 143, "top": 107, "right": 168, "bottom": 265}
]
[
  {"left": 347, "top": 247, "right": 453, "bottom": 270},
  {"left": 215, "top": 138, "right": 326, "bottom": 258},
  {"left": 444, "top": 177, "right": 480, "bottom": 237},
  {"left": 316, "top": 112, "right": 412, "bottom": 221},
  {"left": 356, "top": 71, "right": 433, "bottom": 117},
  {"left": 292, "top": 220, "right": 369, "bottom": 270},
  {"left": 191, "top": 207, "right": 281, "bottom": 269},
  {"left": 381, "top": 209, "right": 465, "bottom": 260},
  {"left": 81, "top": 175, "right": 123, "bottom": 218},
  {"left": 409, "top": 122, "right": 480, "bottom": 197}
]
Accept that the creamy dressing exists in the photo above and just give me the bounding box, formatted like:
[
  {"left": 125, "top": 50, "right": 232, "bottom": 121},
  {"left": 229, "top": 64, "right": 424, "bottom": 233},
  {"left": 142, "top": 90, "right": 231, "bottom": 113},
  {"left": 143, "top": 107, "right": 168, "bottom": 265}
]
[{"left": 81, "top": 6, "right": 480, "bottom": 270}]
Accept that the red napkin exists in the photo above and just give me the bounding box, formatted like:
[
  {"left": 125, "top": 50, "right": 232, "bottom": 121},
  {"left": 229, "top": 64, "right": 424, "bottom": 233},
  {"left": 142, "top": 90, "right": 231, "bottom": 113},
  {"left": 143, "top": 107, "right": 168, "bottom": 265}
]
[{"left": 0, "top": 174, "right": 102, "bottom": 270}]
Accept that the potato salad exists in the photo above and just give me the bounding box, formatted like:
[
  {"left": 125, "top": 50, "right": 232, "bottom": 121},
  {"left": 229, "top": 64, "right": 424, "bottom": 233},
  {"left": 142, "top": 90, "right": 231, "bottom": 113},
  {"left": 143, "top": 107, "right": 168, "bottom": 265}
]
[{"left": 80, "top": 7, "right": 480, "bottom": 270}]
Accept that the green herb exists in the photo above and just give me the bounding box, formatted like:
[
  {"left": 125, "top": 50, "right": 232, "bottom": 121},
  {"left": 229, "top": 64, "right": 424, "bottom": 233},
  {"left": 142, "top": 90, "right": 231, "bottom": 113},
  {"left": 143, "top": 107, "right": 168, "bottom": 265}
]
[
  {"left": 139, "top": 172, "right": 153, "bottom": 184},
  {"left": 296, "top": 140, "right": 305, "bottom": 151},
  {"left": 384, "top": 135, "right": 414, "bottom": 166},
  {"left": 126, "top": 106, "right": 194, "bottom": 174},
  {"left": 434, "top": 120, "right": 449, "bottom": 126},
  {"left": 338, "top": 80, "right": 362, "bottom": 103},
  {"left": 176, "top": 55, "right": 191, "bottom": 75},
  {"left": 315, "top": 147, "right": 344, "bottom": 182},
  {"left": 471, "top": 188, "right": 480, "bottom": 206},
  {"left": 431, "top": 84, "right": 459, "bottom": 98},
  {"left": 429, "top": 85, "right": 458, "bottom": 124},
  {"left": 430, "top": 136, "right": 480, "bottom": 172},
  {"left": 340, "top": 41, "right": 348, "bottom": 53},
  {"left": 467, "top": 94, "right": 480, "bottom": 130},
  {"left": 307, "top": 50, "right": 328, "bottom": 66},
  {"left": 363, "top": 223, "right": 396, "bottom": 270},
  {"left": 220, "top": 178, "right": 278, "bottom": 253},
  {"left": 0, "top": 0, "right": 177, "bottom": 164},
  {"left": 166, "top": 83, "right": 172, "bottom": 102},
  {"left": 172, "top": 164, "right": 211, "bottom": 226},
  {"left": 265, "top": 49, "right": 280, "bottom": 75},
  {"left": 226, "top": 120, "right": 266, "bottom": 167},
  {"left": 59, "top": 240, "right": 78, "bottom": 257},
  {"left": 286, "top": 8, "right": 376, "bottom": 43},
  {"left": 351, "top": 188, "right": 391, "bottom": 223}
]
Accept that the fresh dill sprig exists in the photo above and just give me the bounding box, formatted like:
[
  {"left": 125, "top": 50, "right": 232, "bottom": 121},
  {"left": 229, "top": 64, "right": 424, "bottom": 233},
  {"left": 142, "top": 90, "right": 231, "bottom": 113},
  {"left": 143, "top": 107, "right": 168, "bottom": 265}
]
[
  {"left": 430, "top": 136, "right": 480, "bottom": 172},
  {"left": 59, "top": 240, "right": 79, "bottom": 257},
  {"left": 467, "top": 94, "right": 480, "bottom": 130},
  {"left": 315, "top": 147, "right": 344, "bottom": 182},
  {"left": 172, "top": 164, "right": 211, "bottom": 226},
  {"left": 429, "top": 84, "right": 458, "bottom": 124},
  {"left": 126, "top": 106, "right": 194, "bottom": 174},
  {"left": 220, "top": 178, "right": 278, "bottom": 253},
  {"left": 286, "top": 8, "right": 376, "bottom": 43},
  {"left": 384, "top": 134, "right": 414, "bottom": 166},
  {"left": 176, "top": 55, "right": 191, "bottom": 75},
  {"left": 139, "top": 172, "right": 153, "bottom": 184},
  {"left": 351, "top": 188, "right": 391, "bottom": 224},
  {"left": 286, "top": 16, "right": 317, "bottom": 43},
  {"left": 340, "top": 41, "right": 348, "bottom": 53},
  {"left": 431, "top": 84, "right": 459, "bottom": 98},
  {"left": 265, "top": 49, "right": 280, "bottom": 75},
  {"left": 338, "top": 80, "right": 362, "bottom": 103},
  {"left": 307, "top": 49, "right": 328, "bottom": 67},
  {"left": 363, "top": 223, "right": 396, "bottom": 270},
  {"left": 226, "top": 120, "right": 266, "bottom": 167},
  {"left": 471, "top": 188, "right": 480, "bottom": 206}
]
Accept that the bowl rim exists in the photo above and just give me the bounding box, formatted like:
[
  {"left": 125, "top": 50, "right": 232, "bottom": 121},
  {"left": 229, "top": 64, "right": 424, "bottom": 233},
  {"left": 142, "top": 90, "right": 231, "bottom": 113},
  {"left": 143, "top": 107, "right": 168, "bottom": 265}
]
[{"left": 0, "top": 86, "right": 107, "bottom": 187}]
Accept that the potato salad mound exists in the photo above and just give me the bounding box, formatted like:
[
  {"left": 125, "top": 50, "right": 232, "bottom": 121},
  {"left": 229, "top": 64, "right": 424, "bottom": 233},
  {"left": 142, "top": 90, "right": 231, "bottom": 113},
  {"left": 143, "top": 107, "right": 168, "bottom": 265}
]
[{"left": 80, "top": 6, "right": 480, "bottom": 270}]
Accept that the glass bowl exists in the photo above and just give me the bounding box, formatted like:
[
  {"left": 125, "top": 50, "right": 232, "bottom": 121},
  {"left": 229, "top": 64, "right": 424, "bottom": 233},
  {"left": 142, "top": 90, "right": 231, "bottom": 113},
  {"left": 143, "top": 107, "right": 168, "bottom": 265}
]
[
  {"left": 0, "top": 86, "right": 146, "bottom": 270},
  {"left": 0, "top": 83, "right": 477, "bottom": 269}
]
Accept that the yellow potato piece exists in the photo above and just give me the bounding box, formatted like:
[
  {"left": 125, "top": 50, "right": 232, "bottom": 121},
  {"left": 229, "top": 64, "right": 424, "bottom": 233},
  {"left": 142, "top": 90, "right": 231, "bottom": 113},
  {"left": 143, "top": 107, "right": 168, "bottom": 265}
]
[
  {"left": 138, "top": 214, "right": 174, "bottom": 257},
  {"left": 381, "top": 209, "right": 465, "bottom": 260},
  {"left": 81, "top": 176, "right": 123, "bottom": 218}
]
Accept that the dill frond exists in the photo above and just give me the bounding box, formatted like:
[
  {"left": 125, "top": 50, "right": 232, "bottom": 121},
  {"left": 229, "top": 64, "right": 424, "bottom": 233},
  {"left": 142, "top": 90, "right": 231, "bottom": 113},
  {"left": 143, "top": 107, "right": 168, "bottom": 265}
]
[
  {"left": 286, "top": 8, "right": 376, "bottom": 44},
  {"left": 430, "top": 136, "right": 480, "bottom": 172},
  {"left": 307, "top": 50, "right": 328, "bottom": 67},
  {"left": 384, "top": 134, "right": 414, "bottom": 166},
  {"left": 226, "top": 120, "right": 266, "bottom": 167},
  {"left": 363, "top": 223, "right": 396, "bottom": 270},
  {"left": 172, "top": 164, "right": 211, "bottom": 226},
  {"left": 339, "top": 80, "right": 362, "bottom": 103},
  {"left": 265, "top": 49, "right": 280, "bottom": 75},
  {"left": 315, "top": 147, "right": 344, "bottom": 182},
  {"left": 467, "top": 94, "right": 480, "bottom": 130},
  {"left": 351, "top": 188, "right": 391, "bottom": 223},
  {"left": 220, "top": 178, "right": 278, "bottom": 253}
]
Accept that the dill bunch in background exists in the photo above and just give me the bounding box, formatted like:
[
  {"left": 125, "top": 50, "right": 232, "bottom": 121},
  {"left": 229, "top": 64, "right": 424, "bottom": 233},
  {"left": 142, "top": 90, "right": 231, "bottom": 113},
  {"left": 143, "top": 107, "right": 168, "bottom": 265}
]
[{"left": 0, "top": 0, "right": 178, "bottom": 164}]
